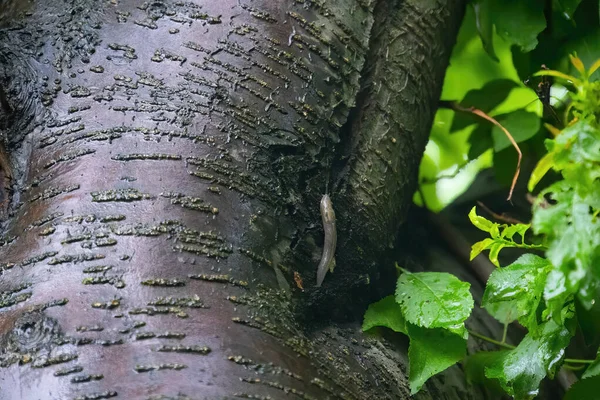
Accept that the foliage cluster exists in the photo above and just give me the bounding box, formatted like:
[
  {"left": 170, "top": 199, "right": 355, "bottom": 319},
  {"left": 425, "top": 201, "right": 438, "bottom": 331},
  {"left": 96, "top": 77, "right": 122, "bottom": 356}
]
[{"left": 364, "top": 1, "right": 600, "bottom": 398}]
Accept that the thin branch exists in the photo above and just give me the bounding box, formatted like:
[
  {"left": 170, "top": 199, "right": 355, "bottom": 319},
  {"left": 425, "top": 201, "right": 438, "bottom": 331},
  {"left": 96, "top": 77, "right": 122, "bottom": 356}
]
[
  {"left": 441, "top": 101, "right": 522, "bottom": 201},
  {"left": 419, "top": 159, "right": 476, "bottom": 185},
  {"left": 476, "top": 201, "right": 526, "bottom": 225}
]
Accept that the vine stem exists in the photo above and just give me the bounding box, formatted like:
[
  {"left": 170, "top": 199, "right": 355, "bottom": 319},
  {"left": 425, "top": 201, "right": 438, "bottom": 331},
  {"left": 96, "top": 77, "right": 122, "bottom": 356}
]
[{"left": 468, "top": 329, "right": 594, "bottom": 365}]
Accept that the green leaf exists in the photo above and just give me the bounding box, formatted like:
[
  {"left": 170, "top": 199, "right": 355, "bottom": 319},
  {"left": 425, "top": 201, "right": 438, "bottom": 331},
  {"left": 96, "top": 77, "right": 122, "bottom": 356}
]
[
  {"left": 407, "top": 324, "right": 467, "bottom": 394},
  {"left": 468, "top": 123, "right": 494, "bottom": 159},
  {"left": 543, "top": 269, "right": 572, "bottom": 324},
  {"left": 464, "top": 350, "right": 510, "bottom": 391},
  {"left": 577, "top": 271, "right": 600, "bottom": 321},
  {"left": 528, "top": 151, "right": 556, "bottom": 192},
  {"left": 576, "top": 288, "right": 600, "bottom": 346},
  {"left": 490, "top": 0, "right": 546, "bottom": 52},
  {"left": 582, "top": 347, "right": 600, "bottom": 379},
  {"left": 451, "top": 79, "right": 520, "bottom": 132},
  {"left": 534, "top": 184, "right": 600, "bottom": 312},
  {"left": 395, "top": 272, "right": 474, "bottom": 329},
  {"left": 485, "top": 305, "right": 575, "bottom": 399},
  {"left": 501, "top": 223, "right": 530, "bottom": 241},
  {"left": 469, "top": 208, "right": 541, "bottom": 267},
  {"left": 362, "top": 296, "right": 406, "bottom": 334},
  {"left": 491, "top": 110, "right": 540, "bottom": 152},
  {"left": 482, "top": 254, "right": 551, "bottom": 329},
  {"left": 472, "top": 0, "right": 498, "bottom": 62},
  {"left": 470, "top": 238, "right": 495, "bottom": 260},
  {"left": 532, "top": 181, "right": 572, "bottom": 239},
  {"left": 564, "top": 375, "right": 600, "bottom": 400},
  {"left": 487, "top": 242, "right": 504, "bottom": 267},
  {"left": 554, "top": 0, "right": 584, "bottom": 21},
  {"left": 468, "top": 206, "right": 496, "bottom": 232}
]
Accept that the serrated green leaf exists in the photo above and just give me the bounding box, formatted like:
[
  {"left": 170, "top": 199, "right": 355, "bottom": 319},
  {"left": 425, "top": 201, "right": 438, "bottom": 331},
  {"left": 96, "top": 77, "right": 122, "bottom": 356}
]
[
  {"left": 407, "top": 324, "right": 467, "bottom": 394},
  {"left": 564, "top": 375, "right": 600, "bottom": 400},
  {"left": 554, "top": 120, "right": 600, "bottom": 166},
  {"left": 485, "top": 305, "right": 575, "bottom": 399},
  {"left": 490, "top": 0, "right": 546, "bottom": 52},
  {"left": 543, "top": 269, "right": 572, "bottom": 324},
  {"left": 534, "top": 184, "right": 600, "bottom": 313},
  {"left": 472, "top": 0, "right": 498, "bottom": 62},
  {"left": 395, "top": 272, "right": 474, "bottom": 329},
  {"left": 577, "top": 272, "right": 600, "bottom": 311},
  {"left": 469, "top": 206, "right": 496, "bottom": 232},
  {"left": 362, "top": 296, "right": 406, "bottom": 334},
  {"left": 582, "top": 347, "right": 600, "bottom": 379},
  {"left": 470, "top": 238, "right": 495, "bottom": 260},
  {"left": 483, "top": 254, "right": 551, "bottom": 329},
  {"left": 576, "top": 285, "right": 600, "bottom": 345},
  {"left": 532, "top": 181, "right": 572, "bottom": 238}
]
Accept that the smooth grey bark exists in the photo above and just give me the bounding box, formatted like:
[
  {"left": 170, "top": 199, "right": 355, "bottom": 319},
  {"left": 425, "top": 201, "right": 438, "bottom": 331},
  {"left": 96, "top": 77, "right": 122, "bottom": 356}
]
[{"left": 0, "top": 1, "right": 501, "bottom": 399}]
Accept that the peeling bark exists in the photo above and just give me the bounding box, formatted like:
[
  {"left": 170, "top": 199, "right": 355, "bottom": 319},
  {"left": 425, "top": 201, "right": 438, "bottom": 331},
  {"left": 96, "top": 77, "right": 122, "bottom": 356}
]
[{"left": 0, "top": 1, "right": 485, "bottom": 399}]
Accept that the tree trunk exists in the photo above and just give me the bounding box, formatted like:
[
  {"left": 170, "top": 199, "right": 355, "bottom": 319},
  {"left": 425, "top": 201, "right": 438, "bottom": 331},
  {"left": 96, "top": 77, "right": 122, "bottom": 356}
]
[{"left": 0, "top": 1, "right": 476, "bottom": 399}]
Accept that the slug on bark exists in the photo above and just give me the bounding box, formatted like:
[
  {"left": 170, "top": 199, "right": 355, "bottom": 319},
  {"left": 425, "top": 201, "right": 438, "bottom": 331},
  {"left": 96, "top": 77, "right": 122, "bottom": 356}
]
[{"left": 316, "top": 194, "right": 337, "bottom": 287}]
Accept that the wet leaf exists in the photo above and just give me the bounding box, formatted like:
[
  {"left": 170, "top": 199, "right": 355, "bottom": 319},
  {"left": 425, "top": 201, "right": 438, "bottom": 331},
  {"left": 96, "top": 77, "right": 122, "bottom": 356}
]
[
  {"left": 483, "top": 254, "right": 551, "bottom": 329},
  {"left": 564, "top": 375, "right": 600, "bottom": 400},
  {"left": 486, "top": 305, "right": 575, "bottom": 399},
  {"left": 362, "top": 295, "right": 406, "bottom": 334},
  {"left": 395, "top": 271, "right": 473, "bottom": 329},
  {"left": 407, "top": 324, "right": 467, "bottom": 394},
  {"left": 464, "top": 350, "right": 510, "bottom": 391}
]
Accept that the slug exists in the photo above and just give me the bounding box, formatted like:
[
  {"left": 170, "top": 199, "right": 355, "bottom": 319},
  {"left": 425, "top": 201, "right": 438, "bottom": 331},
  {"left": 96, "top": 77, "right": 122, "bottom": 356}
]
[{"left": 316, "top": 194, "right": 337, "bottom": 287}]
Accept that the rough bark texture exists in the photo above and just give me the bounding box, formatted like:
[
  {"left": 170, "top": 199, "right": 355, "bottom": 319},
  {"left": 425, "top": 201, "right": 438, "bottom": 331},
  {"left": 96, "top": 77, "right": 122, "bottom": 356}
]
[
  {"left": 0, "top": 1, "right": 478, "bottom": 399},
  {"left": 312, "top": 0, "right": 466, "bottom": 318}
]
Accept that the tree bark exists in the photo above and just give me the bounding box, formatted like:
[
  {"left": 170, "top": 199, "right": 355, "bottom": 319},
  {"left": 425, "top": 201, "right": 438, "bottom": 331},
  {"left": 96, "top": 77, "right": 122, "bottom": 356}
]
[{"left": 0, "top": 1, "right": 474, "bottom": 399}]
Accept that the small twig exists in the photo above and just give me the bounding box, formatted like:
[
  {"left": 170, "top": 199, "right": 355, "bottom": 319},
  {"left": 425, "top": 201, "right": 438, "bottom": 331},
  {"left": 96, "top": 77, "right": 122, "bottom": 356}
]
[
  {"left": 441, "top": 101, "right": 522, "bottom": 202},
  {"left": 476, "top": 201, "right": 526, "bottom": 225},
  {"left": 419, "top": 159, "right": 476, "bottom": 185}
]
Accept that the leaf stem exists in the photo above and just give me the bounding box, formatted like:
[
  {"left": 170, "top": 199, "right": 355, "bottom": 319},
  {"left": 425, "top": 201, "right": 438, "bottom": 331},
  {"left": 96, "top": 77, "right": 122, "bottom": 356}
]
[
  {"left": 467, "top": 329, "right": 515, "bottom": 349},
  {"left": 564, "top": 358, "right": 594, "bottom": 365},
  {"left": 563, "top": 364, "right": 586, "bottom": 371},
  {"left": 501, "top": 322, "right": 508, "bottom": 344},
  {"left": 468, "top": 329, "right": 595, "bottom": 366}
]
